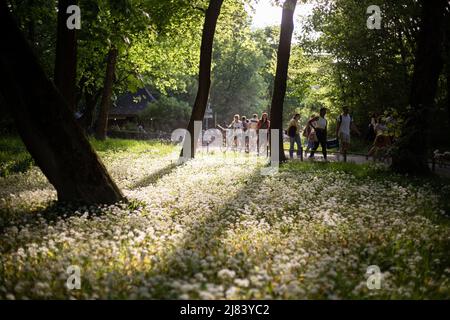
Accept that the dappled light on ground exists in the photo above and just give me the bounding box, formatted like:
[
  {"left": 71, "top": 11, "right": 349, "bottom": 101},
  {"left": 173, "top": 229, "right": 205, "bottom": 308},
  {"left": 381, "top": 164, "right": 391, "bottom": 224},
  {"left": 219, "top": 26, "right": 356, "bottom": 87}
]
[{"left": 0, "top": 143, "right": 449, "bottom": 299}]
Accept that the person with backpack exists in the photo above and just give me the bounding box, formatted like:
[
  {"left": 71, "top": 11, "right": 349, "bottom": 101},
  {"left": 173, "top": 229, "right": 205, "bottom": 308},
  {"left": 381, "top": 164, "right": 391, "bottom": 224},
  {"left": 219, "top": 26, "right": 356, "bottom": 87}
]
[
  {"left": 336, "top": 107, "right": 360, "bottom": 162},
  {"left": 287, "top": 113, "right": 302, "bottom": 160},
  {"left": 308, "top": 107, "right": 328, "bottom": 161}
]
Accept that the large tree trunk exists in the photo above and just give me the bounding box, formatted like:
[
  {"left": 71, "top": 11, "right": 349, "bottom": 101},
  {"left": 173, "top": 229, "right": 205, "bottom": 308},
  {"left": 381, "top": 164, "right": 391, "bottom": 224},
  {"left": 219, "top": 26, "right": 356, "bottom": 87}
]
[
  {"left": 0, "top": 2, "right": 123, "bottom": 204},
  {"left": 391, "top": 0, "right": 448, "bottom": 174},
  {"left": 95, "top": 46, "right": 118, "bottom": 141},
  {"left": 54, "top": 0, "right": 78, "bottom": 112},
  {"left": 269, "top": 0, "right": 297, "bottom": 163},
  {"left": 181, "top": 0, "right": 223, "bottom": 158}
]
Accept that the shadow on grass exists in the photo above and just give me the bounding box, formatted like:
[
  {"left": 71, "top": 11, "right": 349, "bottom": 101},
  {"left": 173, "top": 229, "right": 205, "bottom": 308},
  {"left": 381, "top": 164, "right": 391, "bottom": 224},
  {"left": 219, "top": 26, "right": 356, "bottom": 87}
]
[
  {"left": 2, "top": 157, "right": 450, "bottom": 299},
  {"left": 141, "top": 162, "right": 273, "bottom": 298},
  {"left": 130, "top": 162, "right": 180, "bottom": 189}
]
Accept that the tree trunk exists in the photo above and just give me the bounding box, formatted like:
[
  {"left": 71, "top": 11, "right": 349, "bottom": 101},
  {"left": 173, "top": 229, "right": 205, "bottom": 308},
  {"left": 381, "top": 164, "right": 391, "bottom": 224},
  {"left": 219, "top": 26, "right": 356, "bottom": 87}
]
[
  {"left": 78, "top": 88, "right": 101, "bottom": 132},
  {"left": 447, "top": 64, "right": 450, "bottom": 126},
  {"left": 27, "top": 0, "right": 36, "bottom": 46},
  {"left": 391, "top": 0, "right": 448, "bottom": 174},
  {"left": 54, "top": 0, "right": 78, "bottom": 112},
  {"left": 0, "top": 2, "right": 123, "bottom": 204},
  {"left": 182, "top": 0, "right": 224, "bottom": 158},
  {"left": 269, "top": 0, "right": 297, "bottom": 163},
  {"left": 445, "top": 14, "right": 450, "bottom": 126},
  {"left": 95, "top": 46, "right": 118, "bottom": 141}
]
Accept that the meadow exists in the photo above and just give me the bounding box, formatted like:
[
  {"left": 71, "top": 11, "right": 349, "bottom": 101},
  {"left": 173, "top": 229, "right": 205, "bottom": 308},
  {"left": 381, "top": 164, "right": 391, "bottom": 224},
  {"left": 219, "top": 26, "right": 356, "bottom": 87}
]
[{"left": 0, "top": 137, "right": 449, "bottom": 299}]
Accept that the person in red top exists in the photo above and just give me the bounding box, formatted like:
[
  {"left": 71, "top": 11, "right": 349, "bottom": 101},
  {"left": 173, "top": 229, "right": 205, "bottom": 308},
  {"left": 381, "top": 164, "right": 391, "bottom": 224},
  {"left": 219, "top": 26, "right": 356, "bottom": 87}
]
[
  {"left": 257, "top": 112, "right": 270, "bottom": 130},
  {"left": 257, "top": 112, "right": 270, "bottom": 155}
]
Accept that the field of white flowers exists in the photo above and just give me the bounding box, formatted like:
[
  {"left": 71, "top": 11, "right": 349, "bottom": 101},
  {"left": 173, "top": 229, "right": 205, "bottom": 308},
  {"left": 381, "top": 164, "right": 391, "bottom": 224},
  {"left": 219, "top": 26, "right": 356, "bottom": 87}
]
[{"left": 0, "top": 140, "right": 449, "bottom": 299}]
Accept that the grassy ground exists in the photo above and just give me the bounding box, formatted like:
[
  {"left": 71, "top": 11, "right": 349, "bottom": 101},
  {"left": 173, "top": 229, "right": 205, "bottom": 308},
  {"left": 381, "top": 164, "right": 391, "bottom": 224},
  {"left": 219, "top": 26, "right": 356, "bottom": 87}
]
[
  {"left": 0, "top": 136, "right": 34, "bottom": 177},
  {"left": 0, "top": 137, "right": 449, "bottom": 299}
]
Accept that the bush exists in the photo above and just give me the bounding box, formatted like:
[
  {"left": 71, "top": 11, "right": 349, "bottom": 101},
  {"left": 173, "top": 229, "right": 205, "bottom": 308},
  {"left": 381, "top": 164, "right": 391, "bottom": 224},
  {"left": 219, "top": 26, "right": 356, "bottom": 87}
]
[{"left": 138, "top": 96, "right": 191, "bottom": 132}]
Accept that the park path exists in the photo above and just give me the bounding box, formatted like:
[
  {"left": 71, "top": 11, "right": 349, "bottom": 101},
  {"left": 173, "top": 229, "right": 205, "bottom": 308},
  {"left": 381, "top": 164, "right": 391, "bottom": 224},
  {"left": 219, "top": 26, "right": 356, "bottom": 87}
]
[
  {"left": 196, "top": 145, "right": 450, "bottom": 177},
  {"left": 286, "top": 151, "right": 450, "bottom": 178}
]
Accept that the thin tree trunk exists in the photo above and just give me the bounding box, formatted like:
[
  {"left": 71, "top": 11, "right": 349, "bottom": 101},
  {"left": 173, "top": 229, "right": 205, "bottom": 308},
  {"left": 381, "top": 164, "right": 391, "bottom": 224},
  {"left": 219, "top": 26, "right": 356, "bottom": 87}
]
[
  {"left": 445, "top": 14, "right": 450, "bottom": 126},
  {"left": 79, "top": 88, "right": 101, "bottom": 132},
  {"left": 27, "top": 0, "right": 35, "bottom": 46},
  {"left": 0, "top": 1, "right": 123, "bottom": 204},
  {"left": 391, "top": 0, "right": 448, "bottom": 174},
  {"left": 182, "top": 0, "right": 224, "bottom": 158},
  {"left": 447, "top": 65, "right": 450, "bottom": 126},
  {"left": 54, "top": 0, "right": 78, "bottom": 112},
  {"left": 95, "top": 46, "right": 118, "bottom": 140},
  {"left": 269, "top": 0, "right": 297, "bottom": 163}
]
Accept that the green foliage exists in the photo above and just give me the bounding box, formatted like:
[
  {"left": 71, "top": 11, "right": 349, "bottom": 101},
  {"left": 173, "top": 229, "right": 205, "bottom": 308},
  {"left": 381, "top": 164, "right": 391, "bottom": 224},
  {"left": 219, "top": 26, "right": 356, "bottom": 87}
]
[
  {"left": 298, "top": 0, "right": 423, "bottom": 133},
  {"left": 138, "top": 96, "right": 191, "bottom": 132},
  {"left": 210, "top": 4, "right": 276, "bottom": 124},
  {"left": 9, "top": 0, "right": 58, "bottom": 75}
]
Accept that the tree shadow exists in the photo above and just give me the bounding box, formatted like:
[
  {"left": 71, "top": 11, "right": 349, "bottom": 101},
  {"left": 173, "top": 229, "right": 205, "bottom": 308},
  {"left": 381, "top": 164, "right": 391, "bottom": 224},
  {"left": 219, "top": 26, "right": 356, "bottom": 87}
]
[
  {"left": 130, "top": 162, "right": 180, "bottom": 189},
  {"left": 142, "top": 164, "right": 272, "bottom": 297},
  {"left": 0, "top": 158, "right": 273, "bottom": 298}
]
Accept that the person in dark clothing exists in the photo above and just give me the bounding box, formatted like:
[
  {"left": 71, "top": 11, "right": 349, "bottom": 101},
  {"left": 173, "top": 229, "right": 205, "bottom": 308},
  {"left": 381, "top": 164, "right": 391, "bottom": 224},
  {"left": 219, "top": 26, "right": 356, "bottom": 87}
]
[{"left": 308, "top": 107, "right": 328, "bottom": 161}]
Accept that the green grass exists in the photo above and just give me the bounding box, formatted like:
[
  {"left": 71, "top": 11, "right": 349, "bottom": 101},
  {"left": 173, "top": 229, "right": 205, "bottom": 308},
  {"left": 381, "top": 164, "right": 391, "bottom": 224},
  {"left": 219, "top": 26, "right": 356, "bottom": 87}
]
[
  {"left": 0, "top": 136, "right": 175, "bottom": 177},
  {"left": 89, "top": 137, "right": 174, "bottom": 155},
  {"left": 0, "top": 136, "right": 34, "bottom": 177}
]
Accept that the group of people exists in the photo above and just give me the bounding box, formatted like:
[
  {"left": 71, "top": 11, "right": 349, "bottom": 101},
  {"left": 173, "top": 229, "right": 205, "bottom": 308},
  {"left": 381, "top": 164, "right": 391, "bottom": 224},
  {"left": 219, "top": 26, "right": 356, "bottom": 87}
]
[
  {"left": 222, "top": 107, "right": 391, "bottom": 162},
  {"left": 221, "top": 113, "right": 271, "bottom": 153},
  {"left": 287, "top": 107, "right": 360, "bottom": 162},
  {"left": 366, "top": 113, "right": 394, "bottom": 160},
  {"left": 227, "top": 112, "right": 271, "bottom": 132}
]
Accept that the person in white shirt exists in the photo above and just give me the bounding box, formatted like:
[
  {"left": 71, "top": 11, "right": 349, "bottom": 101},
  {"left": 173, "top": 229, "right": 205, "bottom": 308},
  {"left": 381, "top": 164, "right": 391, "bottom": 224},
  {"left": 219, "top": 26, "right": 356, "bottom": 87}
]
[
  {"left": 228, "top": 114, "right": 242, "bottom": 150},
  {"left": 308, "top": 107, "right": 328, "bottom": 160},
  {"left": 229, "top": 114, "right": 242, "bottom": 130},
  {"left": 336, "top": 107, "right": 360, "bottom": 162},
  {"left": 249, "top": 114, "right": 259, "bottom": 130}
]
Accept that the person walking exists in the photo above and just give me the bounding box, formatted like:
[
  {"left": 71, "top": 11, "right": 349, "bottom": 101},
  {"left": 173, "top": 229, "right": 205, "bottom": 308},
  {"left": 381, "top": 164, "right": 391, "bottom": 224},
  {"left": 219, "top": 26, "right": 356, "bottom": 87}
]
[
  {"left": 336, "top": 107, "right": 360, "bottom": 162},
  {"left": 228, "top": 114, "right": 242, "bottom": 150},
  {"left": 287, "top": 113, "right": 303, "bottom": 160},
  {"left": 249, "top": 114, "right": 259, "bottom": 130},
  {"left": 303, "top": 114, "right": 318, "bottom": 158},
  {"left": 241, "top": 116, "right": 250, "bottom": 153},
  {"left": 308, "top": 107, "right": 328, "bottom": 161},
  {"left": 257, "top": 112, "right": 270, "bottom": 156},
  {"left": 366, "top": 116, "right": 390, "bottom": 160}
]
